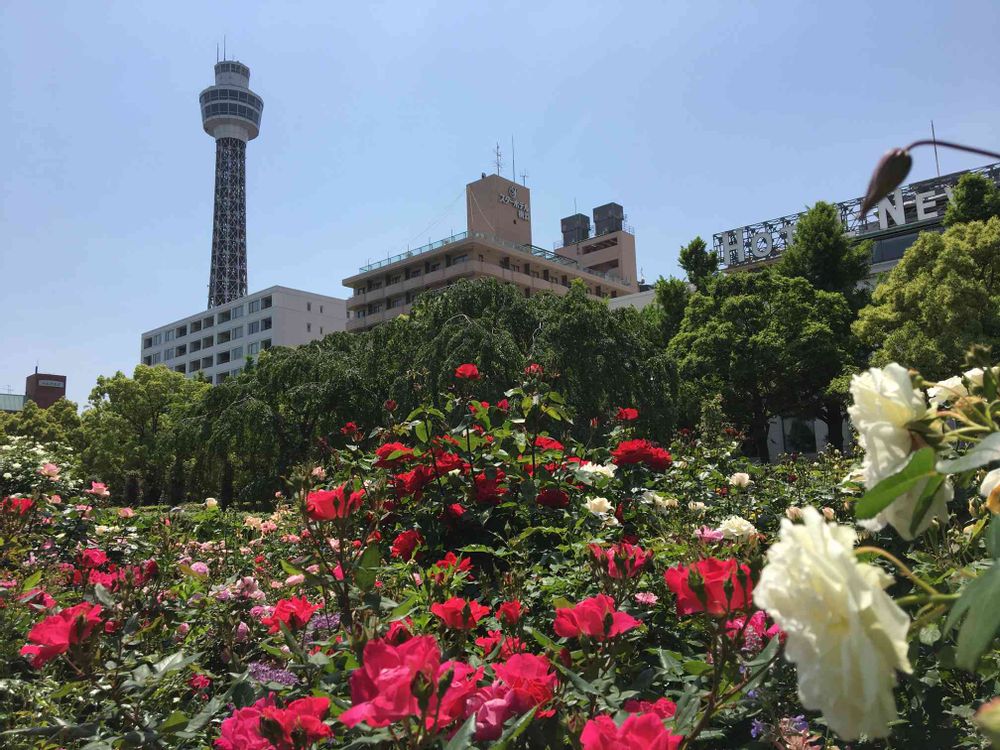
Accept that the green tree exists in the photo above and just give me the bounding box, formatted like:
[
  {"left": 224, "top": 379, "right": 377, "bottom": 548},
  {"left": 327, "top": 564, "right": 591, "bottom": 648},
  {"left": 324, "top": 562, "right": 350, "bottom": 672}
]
[
  {"left": 776, "top": 201, "right": 872, "bottom": 449},
  {"left": 0, "top": 398, "right": 80, "bottom": 446},
  {"left": 652, "top": 276, "right": 691, "bottom": 346},
  {"left": 80, "top": 366, "right": 210, "bottom": 503},
  {"left": 678, "top": 236, "right": 718, "bottom": 292},
  {"left": 669, "top": 270, "right": 852, "bottom": 461},
  {"left": 854, "top": 218, "right": 1000, "bottom": 380},
  {"left": 943, "top": 173, "right": 1000, "bottom": 227}
]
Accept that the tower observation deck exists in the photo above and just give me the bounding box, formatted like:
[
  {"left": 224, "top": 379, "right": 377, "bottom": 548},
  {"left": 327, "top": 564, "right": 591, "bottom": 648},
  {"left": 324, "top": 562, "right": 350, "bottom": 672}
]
[{"left": 199, "top": 60, "right": 264, "bottom": 308}]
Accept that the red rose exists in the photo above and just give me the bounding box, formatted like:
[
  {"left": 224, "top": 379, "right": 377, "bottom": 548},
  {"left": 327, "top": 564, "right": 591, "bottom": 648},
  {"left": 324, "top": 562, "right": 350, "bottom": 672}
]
[
  {"left": 663, "top": 558, "right": 753, "bottom": 616},
  {"left": 384, "top": 618, "right": 413, "bottom": 644},
  {"left": 305, "top": 484, "right": 366, "bottom": 521},
  {"left": 216, "top": 694, "right": 276, "bottom": 750},
  {"left": 78, "top": 548, "right": 108, "bottom": 569},
  {"left": 431, "top": 597, "right": 490, "bottom": 629},
  {"left": 455, "top": 363, "right": 480, "bottom": 380},
  {"left": 524, "top": 363, "right": 544, "bottom": 376},
  {"left": 493, "top": 652, "right": 557, "bottom": 716},
  {"left": 495, "top": 599, "right": 523, "bottom": 627},
  {"left": 553, "top": 594, "right": 641, "bottom": 641},
  {"left": 189, "top": 673, "right": 212, "bottom": 691},
  {"left": 475, "top": 630, "right": 528, "bottom": 659},
  {"left": 392, "top": 464, "right": 436, "bottom": 499},
  {"left": 261, "top": 596, "right": 321, "bottom": 633},
  {"left": 390, "top": 529, "right": 424, "bottom": 561},
  {"left": 622, "top": 697, "right": 677, "bottom": 719},
  {"left": 534, "top": 435, "right": 564, "bottom": 452},
  {"left": 580, "top": 713, "right": 683, "bottom": 750},
  {"left": 536, "top": 487, "right": 569, "bottom": 509},
  {"left": 590, "top": 542, "right": 653, "bottom": 580},
  {"left": 433, "top": 552, "right": 473, "bottom": 582},
  {"left": 433, "top": 451, "right": 466, "bottom": 475},
  {"left": 20, "top": 602, "right": 103, "bottom": 668},
  {"left": 383, "top": 399, "right": 398, "bottom": 412},
  {"left": 340, "top": 421, "right": 359, "bottom": 436},
  {"left": 611, "top": 439, "right": 672, "bottom": 471},
  {"left": 2, "top": 496, "right": 34, "bottom": 515},
  {"left": 260, "top": 696, "right": 332, "bottom": 748},
  {"left": 497, "top": 398, "right": 510, "bottom": 411},
  {"left": 474, "top": 470, "right": 508, "bottom": 504},
  {"left": 374, "top": 442, "right": 414, "bottom": 468},
  {"left": 616, "top": 407, "right": 640, "bottom": 421}
]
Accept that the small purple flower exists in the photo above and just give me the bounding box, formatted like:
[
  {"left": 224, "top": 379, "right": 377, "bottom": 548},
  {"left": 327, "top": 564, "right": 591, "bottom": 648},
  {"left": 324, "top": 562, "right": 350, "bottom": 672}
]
[
  {"left": 247, "top": 661, "right": 298, "bottom": 686},
  {"left": 751, "top": 718, "right": 768, "bottom": 739},
  {"left": 788, "top": 715, "right": 809, "bottom": 733}
]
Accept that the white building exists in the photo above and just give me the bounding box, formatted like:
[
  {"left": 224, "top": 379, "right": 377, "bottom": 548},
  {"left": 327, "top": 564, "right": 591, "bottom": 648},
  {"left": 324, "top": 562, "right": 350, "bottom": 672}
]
[{"left": 139, "top": 286, "right": 346, "bottom": 384}]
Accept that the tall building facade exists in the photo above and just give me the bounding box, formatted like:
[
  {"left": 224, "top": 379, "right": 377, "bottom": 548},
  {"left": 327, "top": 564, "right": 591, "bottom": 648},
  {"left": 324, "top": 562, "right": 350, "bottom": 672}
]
[
  {"left": 343, "top": 174, "right": 639, "bottom": 332},
  {"left": 200, "top": 60, "right": 264, "bottom": 308}
]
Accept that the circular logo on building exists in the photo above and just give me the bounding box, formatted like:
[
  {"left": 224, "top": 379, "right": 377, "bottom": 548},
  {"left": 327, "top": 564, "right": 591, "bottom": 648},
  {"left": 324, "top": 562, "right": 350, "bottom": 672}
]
[{"left": 508, "top": 185, "right": 518, "bottom": 199}]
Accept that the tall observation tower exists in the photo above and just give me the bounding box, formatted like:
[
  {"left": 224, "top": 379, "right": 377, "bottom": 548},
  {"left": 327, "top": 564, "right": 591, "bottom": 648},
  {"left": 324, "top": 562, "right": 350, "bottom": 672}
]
[{"left": 199, "top": 60, "right": 264, "bottom": 308}]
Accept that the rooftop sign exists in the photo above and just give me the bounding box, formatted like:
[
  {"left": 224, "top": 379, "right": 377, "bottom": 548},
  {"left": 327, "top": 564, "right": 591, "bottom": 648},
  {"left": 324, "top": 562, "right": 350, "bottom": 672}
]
[{"left": 713, "top": 162, "right": 1000, "bottom": 268}]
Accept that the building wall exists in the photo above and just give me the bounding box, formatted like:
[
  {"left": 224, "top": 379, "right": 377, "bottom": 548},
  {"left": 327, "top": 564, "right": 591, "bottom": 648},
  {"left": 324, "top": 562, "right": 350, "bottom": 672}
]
[
  {"left": 25, "top": 373, "right": 67, "bottom": 408},
  {"left": 466, "top": 174, "right": 532, "bottom": 246},
  {"left": 343, "top": 237, "right": 634, "bottom": 332},
  {"left": 555, "top": 230, "right": 638, "bottom": 291},
  {"left": 139, "top": 286, "right": 346, "bottom": 384}
]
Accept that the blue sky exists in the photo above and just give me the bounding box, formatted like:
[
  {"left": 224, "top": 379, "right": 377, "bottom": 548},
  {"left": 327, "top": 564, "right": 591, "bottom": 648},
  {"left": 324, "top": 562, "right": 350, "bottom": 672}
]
[{"left": 2, "top": 1, "right": 999, "bottom": 405}]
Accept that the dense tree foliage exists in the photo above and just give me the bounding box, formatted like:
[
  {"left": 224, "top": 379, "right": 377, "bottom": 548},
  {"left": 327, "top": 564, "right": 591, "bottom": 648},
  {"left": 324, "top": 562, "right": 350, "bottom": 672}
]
[
  {"left": 677, "top": 235, "right": 718, "bottom": 292},
  {"left": 854, "top": 217, "right": 1000, "bottom": 380},
  {"left": 943, "top": 172, "right": 1000, "bottom": 227},
  {"left": 669, "top": 270, "right": 852, "bottom": 461},
  {"left": 0, "top": 398, "right": 81, "bottom": 447}
]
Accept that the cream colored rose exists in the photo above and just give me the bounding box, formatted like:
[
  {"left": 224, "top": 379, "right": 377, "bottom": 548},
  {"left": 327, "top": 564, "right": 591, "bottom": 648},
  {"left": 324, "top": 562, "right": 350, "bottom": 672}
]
[
  {"left": 927, "top": 375, "right": 967, "bottom": 405},
  {"left": 848, "top": 363, "right": 948, "bottom": 539},
  {"left": 753, "top": 508, "right": 911, "bottom": 741},
  {"left": 980, "top": 468, "right": 1000, "bottom": 513},
  {"left": 785, "top": 506, "right": 803, "bottom": 522},
  {"left": 205, "top": 498, "right": 218, "bottom": 509},
  {"left": 585, "top": 497, "right": 613, "bottom": 515},
  {"left": 729, "top": 471, "right": 752, "bottom": 488},
  {"left": 716, "top": 515, "right": 757, "bottom": 540},
  {"left": 578, "top": 462, "right": 617, "bottom": 479},
  {"left": 688, "top": 501, "right": 706, "bottom": 514}
]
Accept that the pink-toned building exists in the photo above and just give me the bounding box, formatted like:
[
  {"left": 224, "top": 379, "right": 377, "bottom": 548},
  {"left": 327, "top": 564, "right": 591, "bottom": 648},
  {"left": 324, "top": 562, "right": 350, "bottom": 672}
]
[{"left": 342, "top": 174, "right": 639, "bottom": 332}]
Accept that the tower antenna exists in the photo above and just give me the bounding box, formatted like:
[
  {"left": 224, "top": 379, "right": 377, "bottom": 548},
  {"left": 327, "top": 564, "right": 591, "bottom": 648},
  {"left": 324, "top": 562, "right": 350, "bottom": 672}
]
[
  {"left": 216, "top": 43, "right": 219, "bottom": 63},
  {"left": 511, "top": 135, "right": 515, "bottom": 182},
  {"left": 931, "top": 120, "right": 941, "bottom": 177},
  {"left": 520, "top": 170, "right": 528, "bottom": 186},
  {"left": 223, "top": 35, "right": 226, "bottom": 60},
  {"left": 494, "top": 142, "right": 503, "bottom": 176}
]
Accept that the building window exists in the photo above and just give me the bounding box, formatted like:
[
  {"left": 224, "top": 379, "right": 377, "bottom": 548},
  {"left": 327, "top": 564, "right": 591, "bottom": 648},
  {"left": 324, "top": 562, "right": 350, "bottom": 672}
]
[
  {"left": 247, "top": 341, "right": 260, "bottom": 356},
  {"left": 231, "top": 346, "right": 243, "bottom": 360},
  {"left": 202, "top": 316, "right": 214, "bottom": 328},
  {"left": 320, "top": 327, "right": 323, "bottom": 335},
  {"left": 319, "top": 304, "right": 324, "bottom": 313},
  {"left": 152, "top": 352, "right": 161, "bottom": 364},
  {"left": 261, "top": 296, "right": 272, "bottom": 309},
  {"left": 190, "top": 340, "right": 201, "bottom": 353},
  {"left": 164, "top": 348, "right": 174, "bottom": 360},
  {"left": 231, "top": 305, "right": 244, "bottom": 319},
  {"left": 152, "top": 333, "right": 162, "bottom": 346},
  {"left": 190, "top": 320, "right": 202, "bottom": 333},
  {"left": 174, "top": 364, "right": 185, "bottom": 374},
  {"left": 249, "top": 299, "right": 261, "bottom": 313},
  {"left": 217, "top": 330, "right": 231, "bottom": 344},
  {"left": 428, "top": 263, "right": 440, "bottom": 272},
  {"left": 202, "top": 336, "right": 214, "bottom": 349},
  {"left": 307, "top": 322, "right": 311, "bottom": 333},
  {"left": 143, "top": 337, "right": 152, "bottom": 349},
  {"left": 261, "top": 317, "right": 272, "bottom": 331},
  {"left": 215, "top": 373, "right": 227, "bottom": 384},
  {"left": 307, "top": 301, "right": 312, "bottom": 312},
  {"left": 176, "top": 344, "right": 186, "bottom": 356},
  {"left": 201, "top": 357, "right": 213, "bottom": 370},
  {"left": 230, "top": 367, "right": 242, "bottom": 377},
  {"left": 176, "top": 325, "right": 187, "bottom": 338},
  {"left": 189, "top": 361, "right": 201, "bottom": 373},
  {"left": 143, "top": 355, "right": 152, "bottom": 365},
  {"left": 164, "top": 329, "right": 175, "bottom": 342},
  {"left": 217, "top": 351, "right": 231, "bottom": 365},
  {"left": 248, "top": 320, "right": 260, "bottom": 334},
  {"left": 218, "top": 309, "right": 232, "bottom": 324},
  {"left": 231, "top": 326, "right": 243, "bottom": 339},
  {"left": 261, "top": 339, "right": 272, "bottom": 350}
]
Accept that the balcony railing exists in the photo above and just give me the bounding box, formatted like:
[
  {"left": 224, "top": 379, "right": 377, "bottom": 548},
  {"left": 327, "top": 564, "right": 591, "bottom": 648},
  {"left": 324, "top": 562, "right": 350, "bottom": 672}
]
[
  {"left": 356, "top": 230, "right": 629, "bottom": 285},
  {"left": 552, "top": 223, "right": 635, "bottom": 250}
]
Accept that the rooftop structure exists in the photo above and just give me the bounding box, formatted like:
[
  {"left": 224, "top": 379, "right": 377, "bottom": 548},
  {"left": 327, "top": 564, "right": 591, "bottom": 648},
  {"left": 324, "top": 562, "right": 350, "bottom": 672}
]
[
  {"left": 714, "top": 161, "right": 1000, "bottom": 280},
  {"left": 343, "top": 174, "right": 639, "bottom": 332}
]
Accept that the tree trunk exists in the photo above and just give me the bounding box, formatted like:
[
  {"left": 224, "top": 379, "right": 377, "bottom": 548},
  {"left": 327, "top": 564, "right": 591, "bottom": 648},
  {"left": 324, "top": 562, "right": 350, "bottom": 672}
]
[{"left": 220, "top": 458, "right": 234, "bottom": 510}]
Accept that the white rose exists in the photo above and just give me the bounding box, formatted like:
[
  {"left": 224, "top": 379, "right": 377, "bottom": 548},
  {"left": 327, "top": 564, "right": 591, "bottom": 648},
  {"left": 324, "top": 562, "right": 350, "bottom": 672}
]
[
  {"left": 578, "top": 462, "right": 617, "bottom": 479},
  {"left": 688, "top": 501, "right": 706, "bottom": 514},
  {"left": 716, "top": 515, "right": 757, "bottom": 540},
  {"left": 753, "top": 508, "right": 911, "bottom": 741},
  {"left": 980, "top": 468, "right": 1000, "bottom": 513},
  {"left": 205, "top": 498, "right": 218, "bottom": 509},
  {"left": 927, "top": 375, "right": 967, "bottom": 405},
  {"left": 848, "top": 363, "right": 948, "bottom": 539},
  {"left": 602, "top": 515, "right": 620, "bottom": 527},
  {"left": 785, "top": 506, "right": 804, "bottom": 522},
  {"left": 729, "top": 471, "right": 752, "bottom": 488},
  {"left": 585, "top": 497, "right": 613, "bottom": 515}
]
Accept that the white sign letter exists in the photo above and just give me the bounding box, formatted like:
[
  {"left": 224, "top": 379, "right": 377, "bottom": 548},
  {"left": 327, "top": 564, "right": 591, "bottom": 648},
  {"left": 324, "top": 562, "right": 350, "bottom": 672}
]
[
  {"left": 916, "top": 190, "right": 939, "bottom": 221},
  {"left": 749, "top": 230, "right": 773, "bottom": 258},
  {"left": 878, "top": 189, "right": 905, "bottom": 229}
]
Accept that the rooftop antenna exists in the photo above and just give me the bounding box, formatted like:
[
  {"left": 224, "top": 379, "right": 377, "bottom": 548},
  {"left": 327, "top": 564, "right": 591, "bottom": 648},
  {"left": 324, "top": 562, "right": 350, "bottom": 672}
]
[
  {"left": 520, "top": 170, "right": 528, "bottom": 186},
  {"left": 216, "top": 43, "right": 219, "bottom": 63},
  {"left": 223, "top": 35, "right": 226, "bottom": 60},
  {"left": 494, "top": 142, "right": 503, "bottom": 175},
  {"left": 931, "top": 120, "right": 941, "bottom": 177}
]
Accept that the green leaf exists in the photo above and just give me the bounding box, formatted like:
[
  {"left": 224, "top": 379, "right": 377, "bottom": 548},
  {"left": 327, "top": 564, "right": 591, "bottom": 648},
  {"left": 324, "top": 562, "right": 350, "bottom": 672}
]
[
  {"left": 988, "top": 514, "right": 1000, "bottom": 560},
  {"left": 682, "top": 659, "right": 714, "bottom": 676},
  {"left": 942, "top": 562, "right": 1000, "bottom": 671},
  {"left": 553, "top": 662, "right": 600, "bottom": 695},
  {"left": 523, "top": 625, "right": 559, "bottom": 653},
  {"left": 444, "top": 714, "right": 477, "bottom": 750},
  {"left": 414, "top": 421, "right": 428, "bottom": 443},
  {"left": 355, "top": 543, "right": 381, "bottom": 593},
  {"left": 492, "top": 706, "right": 538, "bottom": 750},
  {"left": 855, "top": 447, "right": 937, "bottom": 520},
  {"left": 93, "top": 583, "right": 114, "bottom": 607},
  {"left": 389, "top": 594, "right": 420, "bottom": 620},
  {"left": 158, "top": 711, "right": 188, "bottom": 735},
  {"left": 908, "top": 472, "right": 946, "bottom": 536},
  {"left": 936, "top": 433, "right": 1000, "bottom": 474},
  {"left": 20, "top": 570, "right": 42, "bottom": 592},
  {"left": 280, "top": 560, "right": 305, "bottom": 577}
]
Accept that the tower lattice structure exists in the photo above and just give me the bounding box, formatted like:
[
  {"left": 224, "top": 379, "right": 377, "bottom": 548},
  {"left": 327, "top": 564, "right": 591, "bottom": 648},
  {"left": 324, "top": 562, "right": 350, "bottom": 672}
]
[{"left": 199, "top": 60, "right": 264, "bottom": 308}]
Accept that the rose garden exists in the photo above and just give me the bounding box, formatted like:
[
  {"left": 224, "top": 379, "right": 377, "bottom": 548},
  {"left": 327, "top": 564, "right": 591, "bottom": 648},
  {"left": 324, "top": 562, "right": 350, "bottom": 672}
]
[{"left": 2, "top": 177, "right": 1000, "bottom": 748}]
